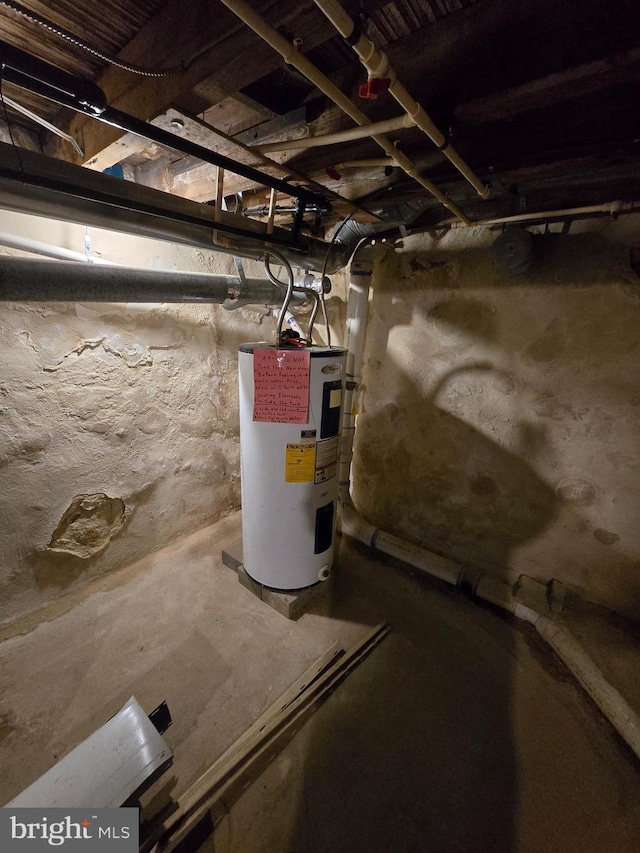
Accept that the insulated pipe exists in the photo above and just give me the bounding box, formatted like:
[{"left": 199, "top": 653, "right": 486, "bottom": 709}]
[
  {"left": 312, "top": 0, "right": 489, "bottom": 200},
  {"left": 0, "top": 258, "right": 285, "bottom": 306},
  {"left": 339, "top": 242, "right": 640, "bottom": 762},
  {"left": 217, "top": 0, "right": 471, "bottom": 225},
  {"left": 339, "top": 247, "right": 380, "bottom": 504},
  {"left": 257, "top": 114, "right": 414, "bottom": 153}
]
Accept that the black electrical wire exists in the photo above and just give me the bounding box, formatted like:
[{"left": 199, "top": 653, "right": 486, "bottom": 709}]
[{"left": 0, "top": 0, "right": 182, "bottom": 77}]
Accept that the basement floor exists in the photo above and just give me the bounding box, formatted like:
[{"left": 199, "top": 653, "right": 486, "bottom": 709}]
[{"left": 1, "top": 511, "right": 640, "bottom": 852}]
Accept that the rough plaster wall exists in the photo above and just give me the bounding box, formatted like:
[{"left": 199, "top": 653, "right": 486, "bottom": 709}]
[
  {"left": 0, "top": 211, "right": 287, "bottom": 627},
  {"left": 352, "top": 217, "right": 640, "bottom": 620}
]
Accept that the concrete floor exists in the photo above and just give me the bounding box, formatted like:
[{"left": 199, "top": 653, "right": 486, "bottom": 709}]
[{"left": 1, "top": 511, "right": 640, "bottom": 852}]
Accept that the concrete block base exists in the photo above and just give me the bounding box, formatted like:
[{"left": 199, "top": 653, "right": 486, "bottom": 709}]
[{"left": 221, "top": 539, "right": 331, "bottom": 620}]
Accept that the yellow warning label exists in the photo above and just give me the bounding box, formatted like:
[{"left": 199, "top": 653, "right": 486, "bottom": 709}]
[
  {"left": 285, "top": 442, "right": 316, "bottom": 483},
  {"left": 329, "top": 388, "right": 342, "bottom": 408}
]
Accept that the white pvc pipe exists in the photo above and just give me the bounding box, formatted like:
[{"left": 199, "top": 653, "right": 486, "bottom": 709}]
[
  {"left": 340, "top": 242, "right": 640, "bottom": 762},
  {"left": 257, "top": 115, "right": 413, "bottom": 153},
  {"left": 312, "top": 0, "right": 489, "bottom": 200},
  {"left": 217, "top": 0, "right": 471, "bottom": 225},
  {"left": 448, "top": 200, "right": 630, "bottom": 228},
  {"left": 517, "top": 605, "right": 640, "bottom": 759},
  {"left": 339, "top": 246, "right": 382, "bottom": 504},
  {"left": 0, "top": 232, "right": 118, "bottom": 265}
]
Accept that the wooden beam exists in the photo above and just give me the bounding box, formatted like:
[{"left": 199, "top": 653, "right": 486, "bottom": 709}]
[
  {"left": 0, "top": 118, "right": 41, "bottom": 152},
  {"left": 457, "top": 47, "right": 640, "bottom": 124},
  {"left": 130, "top": 108, "right": 379, "bottom": 222},
  {"left": 52, "top": 0, "right": 363, "bottom": 169}
]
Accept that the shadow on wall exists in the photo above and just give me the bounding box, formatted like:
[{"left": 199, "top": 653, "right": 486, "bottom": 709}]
[
  {"left": 351, "top": 270, "right": 558, "bottom": 577},
  {"left": 355, "top": 361, "right": 557, "bottom": 574},
  {"left": 350, "top": 235, "right": 640, "bottom": 618}
]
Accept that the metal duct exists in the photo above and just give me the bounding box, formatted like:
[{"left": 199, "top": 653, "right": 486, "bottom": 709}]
[
  {"left": 0, "top": 258, "right": 286, "bottom": 306},
  {"left": 0, "top": 142, "right": 346, "bottom": 273}
]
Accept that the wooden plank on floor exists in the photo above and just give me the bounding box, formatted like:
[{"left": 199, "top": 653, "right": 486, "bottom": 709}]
[{"left": 147, "top": 623, "right": 391, "bottom": 853}]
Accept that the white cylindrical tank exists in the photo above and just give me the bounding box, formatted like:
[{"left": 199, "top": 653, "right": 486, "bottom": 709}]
[{"left": 238, "top": 343, "right": 346, "bottom": 590}]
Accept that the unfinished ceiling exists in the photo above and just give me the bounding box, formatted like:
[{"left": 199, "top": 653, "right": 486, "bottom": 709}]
[{"left": 0, "top": 0, "right": 639, "bottom": 237}]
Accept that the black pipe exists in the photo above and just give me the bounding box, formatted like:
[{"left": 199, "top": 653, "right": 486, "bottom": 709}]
[
  {"left": 0, "top": 40, "right": 331, "bottom": 217},
  {"left": 103, "top": 107, "right": 330, "bottom": 220},
  {"left": 0, "top": 40, "right": 106, "bottom": 113},
  {"left": 0, "top": 258, "right": 285, "bottom": 303}
]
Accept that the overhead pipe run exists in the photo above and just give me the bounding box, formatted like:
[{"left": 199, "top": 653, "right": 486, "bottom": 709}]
[
  {"left": 0, "top": 258, "right": 287, "bottom": 307},
  {"left": 312, "top": 0, "right": 489, "bottom": 201},
  {"left": 217, "top": 0, "right": 472, "bottom": 226},
  {"left": 332, "top": 158, "right": 394, "bottom": 171},
  {"left": 448, "top": 200, "right": 631, "bottom": 228},
  {"left": 257, "top": 115, "right": 414, "bottom": 153}
]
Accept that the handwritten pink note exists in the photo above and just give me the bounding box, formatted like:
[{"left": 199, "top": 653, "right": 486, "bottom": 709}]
[{"left": 253, "top": 348, "right": 310, "bottom": 424}]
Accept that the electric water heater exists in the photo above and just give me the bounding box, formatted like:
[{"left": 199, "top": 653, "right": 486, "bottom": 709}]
[{"left": 238, "top": 343, "right": 347, "bottom": 590}]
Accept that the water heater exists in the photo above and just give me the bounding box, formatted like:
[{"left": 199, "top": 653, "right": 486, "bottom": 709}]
[{"left": 238, "top": 343, "right": 346, "bottom": 590}]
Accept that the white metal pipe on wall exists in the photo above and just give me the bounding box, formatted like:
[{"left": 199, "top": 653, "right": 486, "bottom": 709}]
[
  {"left": 339, "top": 242, "right": 640, "bottom": 762},
  {"left": 339, "top": 244, "right": 384, "bottom": 505}
]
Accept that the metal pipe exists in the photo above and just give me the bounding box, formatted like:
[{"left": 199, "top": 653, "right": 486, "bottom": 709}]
[
  {"left": 312, "top": 0, "right": 489, "bottom": 200},
  {"left": 0, "top": 257, "right": 286, "bottom": 305},
  {"left": 0, "top": 39, "right": 330, "bottom": 218},
  {"left": 0, "top": 40, "right": 106, "bottom": 113},
  {"left": 0, "top": 142, "right": 348, "bottom": 272},
  {"left": 257, "top": 114, "right": 414, "bottom": 153},
  {"left": 217, "top": 0, "right": 471, "bottom": 225}
]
